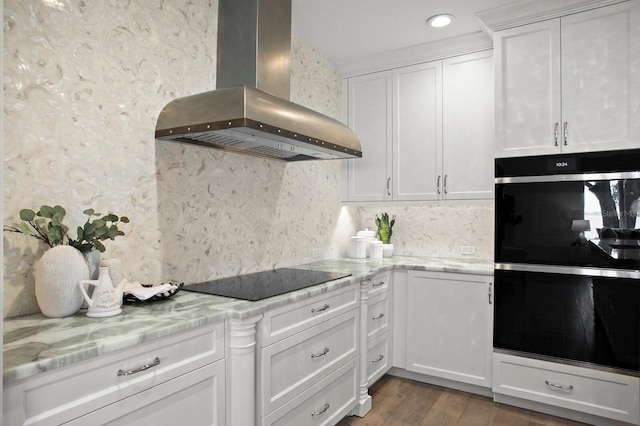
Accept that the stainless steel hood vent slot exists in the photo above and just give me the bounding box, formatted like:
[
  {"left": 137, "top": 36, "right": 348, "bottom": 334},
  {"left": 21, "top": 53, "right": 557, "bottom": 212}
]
[{"left": 155, "top": 0, "right": 362, "bottom": 162}]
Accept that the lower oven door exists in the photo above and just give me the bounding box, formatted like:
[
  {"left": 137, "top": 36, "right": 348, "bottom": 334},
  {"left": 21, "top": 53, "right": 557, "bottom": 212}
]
[{"left": 494, "top": 265, "right": 639, "bottom": 375}]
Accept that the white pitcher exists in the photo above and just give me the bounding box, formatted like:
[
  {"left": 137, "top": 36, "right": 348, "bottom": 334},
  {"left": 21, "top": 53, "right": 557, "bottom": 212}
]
[{"left": 78, "top": 265, "right": 126, "bottom": 318}]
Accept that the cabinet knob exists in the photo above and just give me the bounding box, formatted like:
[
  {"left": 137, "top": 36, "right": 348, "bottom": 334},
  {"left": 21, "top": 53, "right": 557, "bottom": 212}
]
[
  {"left": 117, "top": 357, "right": 160, "bottom": 376},
  {"left": 311, "top": 403, "right": 330, "bottom": 417},
  {"left": 311, "top": 347, "right": 330, "bottom": 359},
  {"left": 386, "top": 177, "right": 391, "bottom": 196},
  {"left": 444, "top": 175, "right": 448, "bottom": 194},
  {"left": 563, "top": 122, "right": 568, "bottom": 146},
  {"left": 437, "top": 175, "right": 441, "bottom": 194}
]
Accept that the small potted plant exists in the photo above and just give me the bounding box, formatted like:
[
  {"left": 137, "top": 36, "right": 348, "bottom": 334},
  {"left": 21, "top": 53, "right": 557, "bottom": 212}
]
[{"left": 375, "top": 213, "right": 396, "bottom": 257}]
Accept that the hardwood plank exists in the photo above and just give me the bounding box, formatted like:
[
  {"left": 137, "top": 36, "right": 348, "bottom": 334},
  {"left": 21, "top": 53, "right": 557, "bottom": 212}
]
[{"left": 337, "top": 375, "right": 593, "bottom": 426}]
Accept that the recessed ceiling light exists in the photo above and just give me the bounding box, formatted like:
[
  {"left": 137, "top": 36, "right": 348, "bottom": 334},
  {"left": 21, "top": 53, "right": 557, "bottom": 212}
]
[{"left": 427, "top": 14, "right": 455, "bottom": 28}]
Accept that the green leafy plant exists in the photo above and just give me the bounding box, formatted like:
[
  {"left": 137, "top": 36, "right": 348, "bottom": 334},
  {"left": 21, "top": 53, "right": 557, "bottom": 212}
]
[
  {"left": 4, "top": 205, "right": 70, "bottom": 248},
  {"left": 68, "top": 209, "right": 130, "bottom": 253},
  {"left": 4, "top": 205, "right": 129, "bottom": 253},
  {"left": 375, "top": 213, "right": 396, "bottom": 244}
]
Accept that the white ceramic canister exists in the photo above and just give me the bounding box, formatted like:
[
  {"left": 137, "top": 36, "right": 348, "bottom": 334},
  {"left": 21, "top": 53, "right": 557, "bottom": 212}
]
[
  {"left": 369, "top": 240, "right": 383, "bottom": 259},
  {"left": 356, "top": 228, "right": 377, "bottom": 256},
  {"left": 350, "top": 236, "right": 367, "bottom": 258}
]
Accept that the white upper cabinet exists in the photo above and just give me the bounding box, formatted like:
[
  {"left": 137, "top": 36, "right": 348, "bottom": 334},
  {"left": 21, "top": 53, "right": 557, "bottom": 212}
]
[
  {"left": 495, "top": 1, "right": 640, "bottom": 158},
  {"left": 346, "top": 71, "right": 392, "bottom": 202},
  {"left": 443, "top": 51, "right": 495, "bottom": 200},
  {"left": 343, "top": 50, "right": 494, "bottom": 203},
  {"left": 392, "top": 61, "right": 442, "bottom": 201}
]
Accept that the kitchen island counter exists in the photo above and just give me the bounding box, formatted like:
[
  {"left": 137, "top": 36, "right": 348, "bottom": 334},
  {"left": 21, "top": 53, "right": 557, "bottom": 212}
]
[{"left": 3, "top": 256, "right": 492, "bottom": 384}]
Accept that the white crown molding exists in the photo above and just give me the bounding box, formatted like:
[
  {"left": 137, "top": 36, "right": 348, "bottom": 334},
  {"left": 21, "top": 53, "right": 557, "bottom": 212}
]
[
  {"left": 336, "top": 32, "right": 492, "bottom": 78},
  {"left": 476, "top": 0, "right": 629, "bottom": 36}
]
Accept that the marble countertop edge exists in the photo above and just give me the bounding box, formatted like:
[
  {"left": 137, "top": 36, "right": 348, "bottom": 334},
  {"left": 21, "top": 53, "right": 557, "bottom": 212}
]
[{"left": 3, "top": 256, "right": 493, "bottom": 383}]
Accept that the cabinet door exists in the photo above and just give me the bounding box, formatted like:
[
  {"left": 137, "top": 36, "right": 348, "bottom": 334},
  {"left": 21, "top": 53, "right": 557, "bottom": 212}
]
[
  {"left": 345, "top": 71, "right": 392, "bottom": 202},
  {"left": 392, "top": 61, "right": 442, "bottom": 201},
  {"left": 406, "top": 270, "right": 493, "bottom": 388},
  {"left": 561, "top": 1, "right": 640, "bottom": 153},
  {"left": 495, "top": 19, "right": 562, "bottom": 158},
  {"left": 443, "top": 51, "right": 494, "bottom": 200}
]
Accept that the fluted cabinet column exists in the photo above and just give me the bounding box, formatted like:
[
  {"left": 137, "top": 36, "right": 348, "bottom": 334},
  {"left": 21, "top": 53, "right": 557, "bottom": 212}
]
[{"left": 227, "top": 315, "right": 261, "bottom": 426}]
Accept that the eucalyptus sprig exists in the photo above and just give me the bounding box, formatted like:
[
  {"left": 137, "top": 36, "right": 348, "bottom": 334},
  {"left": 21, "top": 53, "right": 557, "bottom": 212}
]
[
  {"left": 3, "top": 205, "right": 70, "bottom": 248},
  {"left": 68, "top": 209, "right": 130, "bottom": 253},
  {"left": 4, "top": 205, "right": 129, "bottom": 253}
]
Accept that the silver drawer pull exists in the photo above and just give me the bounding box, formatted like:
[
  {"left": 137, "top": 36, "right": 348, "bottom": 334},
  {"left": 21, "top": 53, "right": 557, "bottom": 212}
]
[
  {"left": 372, "top": 281, "right": 385, "bottom": 287},
  {"left": 372, "top": 313, "right": 385, "bottom": 320},
  {"left": 372, "top": 354, "right": 384, "bottom": 363},
  {"left": 311, "top": 304, "right": 330, "bottom": 313},
  {"left": 545, "top": 380, "right": 574, "bottom": 391},
  {"left": 311, "top": 403, "right": 330, "bottom": 417},
  {"left": 311, "top": 347, "right": 330, "bottom": 359},
  {"left": 117, "top": 357, "right": 160, "bottom": 377}
]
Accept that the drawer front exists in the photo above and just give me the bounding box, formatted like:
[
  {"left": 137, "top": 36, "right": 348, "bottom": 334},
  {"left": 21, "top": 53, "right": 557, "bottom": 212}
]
[
  {"left": 263, "top": 358, "right": 358, "bottom": 426},
  {"left": 4, "top": 322, "right": 224, "bottom": 426},
  {"left": 367, "top": 271, "right": 391, "bottom": 298},
  {"left": 64, "top": 359, "right": 225, "bottom": 426},
  {"left": 367, "top": 292, "right": 389, "bottom": 340},
  {"left": 493, "top": 353, "right": 640, "bottom": 425},
  {"left": 261, "top": 309, "right": 358, "bottom": 415},
  {"left": 261, "top": 284, "right": 358, "bottom": 346},
  {"left": 367, "top": 333, "right": 391, "bottom": 386}
]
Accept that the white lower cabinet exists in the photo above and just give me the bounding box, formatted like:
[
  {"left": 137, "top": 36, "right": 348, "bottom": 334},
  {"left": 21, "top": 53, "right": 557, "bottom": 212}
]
[
  {"left": 493, "top": 353, "right": 640, "bottom": 425},
  {"left": 3, "top": 321, "right": 226, "bottom": 426},
  {"left": 366, "top": 333, "right": 391, "bottom": 386},
  {"left": 258, "top": 284, "right": 360, "bottom": 426},
  {"left": 406, "top": 270, "right": 493, "bottom": 389}
]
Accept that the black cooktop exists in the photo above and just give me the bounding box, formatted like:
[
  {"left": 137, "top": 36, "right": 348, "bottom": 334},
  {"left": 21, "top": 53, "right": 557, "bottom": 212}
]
[{"left": 183, "top": 268, "right": 352, "bottom": 301}]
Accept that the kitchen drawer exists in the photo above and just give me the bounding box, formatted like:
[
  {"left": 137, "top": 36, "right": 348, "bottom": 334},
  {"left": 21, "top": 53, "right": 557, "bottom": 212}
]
[
  {"left": 260, "top": 309, "right": 358, "bottom": 415},
  {"left": 262, "top": 357, "right": 358, "bottom": 426},
  {"left": 367, "top": 292, "right": 390, "bottom": 340},
  {"left": 367, "top": 332, "right": 391, "bottom": 386},
  {"left": 261, "top": 284, "right": 358, "bottom": 346},
  {"left": 367, "top": 271, "right": 391, "bottom": 298},
  {"left": 63, "top": 359, "right": 225, "bottom": 426},
  {"left": 4, "top": 321, "right": 224, "bottom": 426},
  {"left": 493, "top": 353, "right": 640, "bottom": 425}
]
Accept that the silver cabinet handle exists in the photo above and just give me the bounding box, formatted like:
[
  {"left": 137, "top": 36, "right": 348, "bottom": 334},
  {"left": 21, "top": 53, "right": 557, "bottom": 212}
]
[
  {"left": 117, "top": 357, "right": 160, "bottom": 376},
  {"left": 386, "top": 177, "right": 391, "bottom": 196},
  {"left": 372, "top": 354, "right": 385, "bottom": 363},
  {"left": 311, "top": 403, "right": 330, "bottom": 417},
  {"left": 437, "top": 175, "right": 441, "bottom": 194},
  {"left": 488, "top": 282, "right": 493, "bottom": 305},
  {"left": 372, "top": 281, "right": 385, "bottom": 287},
  {"left": 444, "top": 174, "right": 448, "bottom": 194},
  {"left": 554, "top": 122, "right": 559, "bottom": 146},
  {"left": 545, "top": 380, "right": 574, "bottom": 391},
  {"left": 311, "top": 304, "right": 329, "bottom": 313},
  {"left": 563, "top": 122, "right": 568, "bottom": 145},
  {"left": 372, "top": 313, "right": 385, "bottom": 320},
  {"left": 311, "top": 347, "right": 330, "bottom": 359}
]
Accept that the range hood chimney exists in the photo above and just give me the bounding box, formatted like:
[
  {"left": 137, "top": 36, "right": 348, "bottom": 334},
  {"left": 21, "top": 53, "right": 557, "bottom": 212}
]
[{"left": 155, "top": 0, "right": 362, "bottom": 161}]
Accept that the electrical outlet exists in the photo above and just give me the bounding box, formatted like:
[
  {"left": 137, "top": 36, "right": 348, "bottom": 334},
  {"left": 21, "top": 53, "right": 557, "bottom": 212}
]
[
  {"left": 311, "top": 248, "right": 322, "bottom": 259},
  {"left": 461, "top": 246, "right": 476, "bottom": 256}
]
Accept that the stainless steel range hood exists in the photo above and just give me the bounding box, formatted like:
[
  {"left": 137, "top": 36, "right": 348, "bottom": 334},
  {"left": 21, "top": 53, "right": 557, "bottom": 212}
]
[{"left": 155, "top": 0, "right": 362, "bottom": 162}]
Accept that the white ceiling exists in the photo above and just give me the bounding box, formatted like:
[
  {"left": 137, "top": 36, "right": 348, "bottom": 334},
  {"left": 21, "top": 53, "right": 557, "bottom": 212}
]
[{"left": 291, "top": 0, "right": 522, "bottom": 65}]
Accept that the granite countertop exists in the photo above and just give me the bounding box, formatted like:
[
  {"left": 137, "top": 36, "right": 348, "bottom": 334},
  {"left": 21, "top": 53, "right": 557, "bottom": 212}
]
[{"left": 3, "top": 256, "right": 492, "bottom": 384}]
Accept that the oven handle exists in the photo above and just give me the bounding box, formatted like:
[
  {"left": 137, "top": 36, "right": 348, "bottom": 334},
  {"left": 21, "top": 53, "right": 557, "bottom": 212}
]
[
  {"left": 495, "top": 171, "right": 640, "bottom": 184},
  {"left": 495, "top": 263, "right": 640, "bottom": 279}
]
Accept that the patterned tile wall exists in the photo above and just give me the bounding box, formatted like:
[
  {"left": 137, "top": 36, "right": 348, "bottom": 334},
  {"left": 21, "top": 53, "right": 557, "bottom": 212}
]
[{"left": 2, "top": 0, "right": 493, "bottom": 318}]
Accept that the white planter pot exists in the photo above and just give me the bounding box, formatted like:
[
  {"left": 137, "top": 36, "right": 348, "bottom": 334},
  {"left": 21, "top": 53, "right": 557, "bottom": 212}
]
[{"left": 35, "top": 246, "right": 89, "bottom": 317}]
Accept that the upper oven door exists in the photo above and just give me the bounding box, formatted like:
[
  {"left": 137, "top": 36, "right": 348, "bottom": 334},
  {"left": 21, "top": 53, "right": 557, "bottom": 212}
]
[{"left": 495, "top": 173, "right": 640, "bottom": 269}]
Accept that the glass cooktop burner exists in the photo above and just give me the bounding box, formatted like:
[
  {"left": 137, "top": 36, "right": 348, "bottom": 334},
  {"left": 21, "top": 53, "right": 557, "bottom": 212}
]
[{"left": 183, "top": 268, "right": 352, "bottom": 301}]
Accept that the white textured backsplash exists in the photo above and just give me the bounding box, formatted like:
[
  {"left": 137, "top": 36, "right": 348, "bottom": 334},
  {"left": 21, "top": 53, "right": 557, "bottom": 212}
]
[{"left": 3, "top": 0, "right": 493, "bottom": 318}]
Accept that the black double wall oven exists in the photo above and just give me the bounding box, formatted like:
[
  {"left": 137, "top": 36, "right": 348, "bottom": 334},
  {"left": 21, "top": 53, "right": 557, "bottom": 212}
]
[{"left": 494, "top": 149, "right": 640, "bottom": 376}]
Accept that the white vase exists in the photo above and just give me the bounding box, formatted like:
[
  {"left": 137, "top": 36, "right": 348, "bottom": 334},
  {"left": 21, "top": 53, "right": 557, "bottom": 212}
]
[
  {"left": 35, "top": 245, "right": 90, "bottom": 317},
  {"left": 83, "top": 249, "right": 101, "bottom": 280},
  {"left": 382, "top": 243, "right": 394, "bottom": 257}
]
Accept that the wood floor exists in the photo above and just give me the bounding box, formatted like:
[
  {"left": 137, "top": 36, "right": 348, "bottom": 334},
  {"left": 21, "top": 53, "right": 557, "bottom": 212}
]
[{"left": 337, "top": 375, "right": 591, "bottom": 426}]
